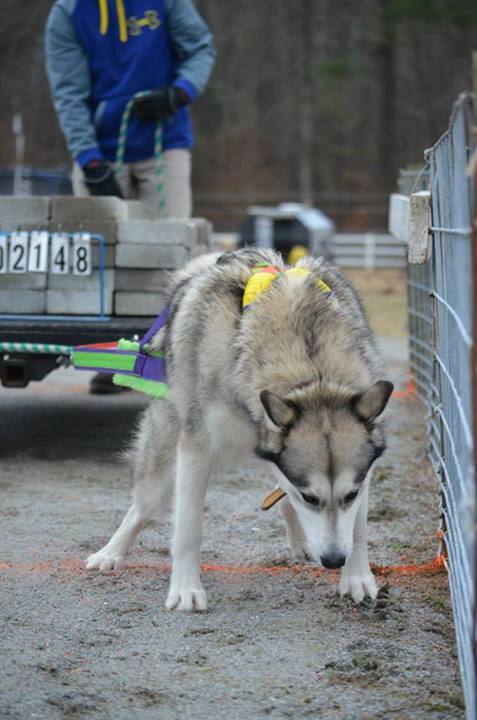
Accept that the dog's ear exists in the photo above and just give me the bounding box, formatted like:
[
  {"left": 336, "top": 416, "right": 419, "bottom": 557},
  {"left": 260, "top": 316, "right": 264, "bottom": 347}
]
[
  {"left": 353, "top": 380, "right": 393, "bottom": 423},
  {"left": 260, "top": 390, "right": 298, "bottom": 429}
]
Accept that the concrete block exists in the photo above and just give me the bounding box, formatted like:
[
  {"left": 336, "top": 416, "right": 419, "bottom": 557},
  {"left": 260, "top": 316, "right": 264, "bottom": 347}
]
[
  {"left": 92, "top": 244, "right": 115, "bottom": 269},
  {"left": 117, "top": 219, "right": 198, "bottom": 247},
  {"left": 190, "top": 243, "right": 212, "bottom": 260},
  {"left": 194, "top": 218, "right": 213, "bottom": 247},
  {"left": 48, "top": 220, "right": 117, "bottom": 245},
  {"left": 115, "top": 243, "right": 187, "bottom": 269},
  {"left": 115, "top": 269, "right": 170, "bottom": 292},
  {"left": 45, "top": 226, "right": 115, "bottom": 268},
  {"left": 115, "top": 291, "right": 167, "bottom": 316},
  {"left": 0, "top": 273, "right": 47, "bottom": 290},
  {"left": 0, "top": 197, "right": 50, "bottom": 231},
  {"left": 48, "top": 269, "right": 115, "bottom": 291},
  {"left": 46, "top": 289, "right": 113, "bottom": 315},
  {"left": 0, "top": 290, "right": 46, "bottom": 313},
  {"left": 51, "top": 196, "right": 127, "bottom": 222},
  {"left": 126, "top": 201, "right": 161, "bottom": 220}
]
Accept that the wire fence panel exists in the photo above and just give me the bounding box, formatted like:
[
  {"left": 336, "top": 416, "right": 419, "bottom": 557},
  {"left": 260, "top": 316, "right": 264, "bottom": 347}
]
[{"left": 406, "top": 94, "right": 476, "bottom": 718}]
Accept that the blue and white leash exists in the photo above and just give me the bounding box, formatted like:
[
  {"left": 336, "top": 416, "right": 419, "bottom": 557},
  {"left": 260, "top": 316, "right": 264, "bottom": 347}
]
[{"left": 115, "top": 91, "right": 166, "bottom": 214}]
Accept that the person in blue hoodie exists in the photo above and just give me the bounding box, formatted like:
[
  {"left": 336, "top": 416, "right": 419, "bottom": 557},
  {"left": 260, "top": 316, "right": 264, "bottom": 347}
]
[{"left": 45, "top": 0, "right": 216, "bottom": 217}]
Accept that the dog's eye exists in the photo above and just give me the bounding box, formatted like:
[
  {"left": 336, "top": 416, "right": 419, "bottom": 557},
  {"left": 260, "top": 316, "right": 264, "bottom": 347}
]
[
  {"left": 344, "top": 490, "right": 359, "bottom": 504},
  {"left": 301, "top": 492, "right": 320, "bottom": 506}
]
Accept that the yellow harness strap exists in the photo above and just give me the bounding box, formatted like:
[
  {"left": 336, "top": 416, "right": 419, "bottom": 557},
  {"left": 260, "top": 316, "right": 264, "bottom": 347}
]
[
  {"left": 243, "top": 265, "right": 335, "bottom": 311},
  {"left": 261, "top": 487, "right": 286, "bottom": 511}
]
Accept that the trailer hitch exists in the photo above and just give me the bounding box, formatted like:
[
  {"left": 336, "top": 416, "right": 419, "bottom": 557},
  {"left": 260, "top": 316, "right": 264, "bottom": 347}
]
[{"left": 1, "top": 356, "right": 30, "bottom": 388}]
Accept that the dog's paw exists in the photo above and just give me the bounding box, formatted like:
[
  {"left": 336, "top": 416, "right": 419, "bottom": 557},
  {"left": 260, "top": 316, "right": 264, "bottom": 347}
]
[
  {"left": 85, "top": 547, "right": 126, "bottom": 572},
  {"left": 165, "top": 584, "right": 208, "bottom": 612},
  {"left": 339, "top": 570, "right": 378, "bottom": 603},
  {"left": 288, "top": 538, "right": 312, "bottom": 562}
]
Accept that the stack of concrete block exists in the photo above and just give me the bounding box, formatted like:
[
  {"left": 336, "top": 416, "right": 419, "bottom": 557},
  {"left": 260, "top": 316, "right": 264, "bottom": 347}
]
[
  {"left": 115, "top": 217, "right": 211, "bottom": 315},
  {"left": 0, "top": 195, "right": 212, "bottom": 317},
  {"left": 0, "top": 196, "right": 50, "bottom": 313},
  {"left": 46, "top": 196, "right": 126, "bottom": 315}
]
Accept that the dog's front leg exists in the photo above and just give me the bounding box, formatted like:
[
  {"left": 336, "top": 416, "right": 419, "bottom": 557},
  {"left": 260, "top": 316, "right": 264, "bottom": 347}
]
[
  {"left": 339, "top": 479, "right": 378, "bottom": 603},
  {"left": 281, "top": 497, "right": 311, "bottom": 561},
  {"left": 165, "top": 437, "right": 211, "bottom": 612}
]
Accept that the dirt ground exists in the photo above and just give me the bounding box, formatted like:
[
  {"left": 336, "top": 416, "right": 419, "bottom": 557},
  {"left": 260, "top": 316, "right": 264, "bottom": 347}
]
[
  {"left": 344, "top": 269, "right": 407, "bottom": 340},
  {"left": 0, "top": 324, "right": 465, "bottom": 720}
]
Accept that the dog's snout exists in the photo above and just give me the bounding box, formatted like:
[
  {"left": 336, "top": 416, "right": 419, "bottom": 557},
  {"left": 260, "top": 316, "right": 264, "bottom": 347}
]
[{"left": 320, "top": 553, "right": 346, "bottom": 569}]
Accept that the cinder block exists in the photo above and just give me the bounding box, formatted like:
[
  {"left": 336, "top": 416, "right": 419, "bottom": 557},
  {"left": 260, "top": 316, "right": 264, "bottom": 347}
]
[
  {"left": 92, "top": 244, "right": 115, "bottom": 269},
  {"left": 190, "top": 243, "right": 213, "bottom": 260},
  {"left": 0, "top": 290, "right": 46, "bottom": 313},
  {"left": 48, "top": 220, "right": 117, "bottom": 245},
  {"left": 51, "top": 196, "right": 127, "bottom": 222},
  {"left": 115, "top": 244, "right": 187, "bottom": 269},
  {"left": 48, "top": 269, "right": 115, "bottom": 291},
  {"left": 126, "top": 201, "right": 161, "bottom": 220},
  {"left": 115, "top": 269, "right": 170, "bottom": 292},
  {"left": 45, "top": 226, "right": 115, "bottom": 268},
  {"left": 0, "top": 273, "right": 47, "bottom": 290},
  {"left": 117, "top": 219, "right": 198, "bottom": 247},
  {"left": 0, "top": 197, "right": 50, "bottom": 231},
  {"left": 46, "top": 289, "right": 113, "bottom": 315},
  {"left": 114, "top": 291, "right": 167, "bottom": 316},
  {"left": 194, "top": 218, "right": 213, "bottom": 247}
]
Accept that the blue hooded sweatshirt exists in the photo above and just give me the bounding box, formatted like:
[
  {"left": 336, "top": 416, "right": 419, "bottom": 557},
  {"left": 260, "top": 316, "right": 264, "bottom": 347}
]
[{"left": 45, "top": 0, "right": 216, "bottom": 167}]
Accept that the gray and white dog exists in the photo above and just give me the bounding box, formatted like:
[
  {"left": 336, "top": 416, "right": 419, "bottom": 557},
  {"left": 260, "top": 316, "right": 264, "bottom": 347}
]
[{"left": 87, "top": 248, "right": 393, "bottom": 611}]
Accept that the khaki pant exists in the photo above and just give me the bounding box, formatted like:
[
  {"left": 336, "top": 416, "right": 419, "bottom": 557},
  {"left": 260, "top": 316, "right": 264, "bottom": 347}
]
[{"left": 72, "top": 149, "right": 192, "bottom": 218}]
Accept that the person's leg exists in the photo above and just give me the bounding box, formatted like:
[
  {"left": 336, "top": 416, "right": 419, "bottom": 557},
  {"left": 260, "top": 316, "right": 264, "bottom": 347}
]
[
  {"left": 71, "top": 162, "right": 132, "bottom": 198},
  {"left": 132, "top": 150, "right": 192, "bottom": 218}
]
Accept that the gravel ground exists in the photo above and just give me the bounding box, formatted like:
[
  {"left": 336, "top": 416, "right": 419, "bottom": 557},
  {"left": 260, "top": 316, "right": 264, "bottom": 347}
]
[{"left": 0, "top": 341, "right": 464, "bottom": 720}]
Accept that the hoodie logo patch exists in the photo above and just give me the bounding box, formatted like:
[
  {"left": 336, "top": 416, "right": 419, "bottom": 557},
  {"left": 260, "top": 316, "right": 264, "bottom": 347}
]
[{"left": 127, "top": 10, "right": 161, "bottom": 36}]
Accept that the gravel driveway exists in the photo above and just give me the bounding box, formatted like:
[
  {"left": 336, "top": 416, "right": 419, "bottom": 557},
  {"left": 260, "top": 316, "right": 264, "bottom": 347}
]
[{"left": 0, "top": 341, "right": 464, "bottom": 719}]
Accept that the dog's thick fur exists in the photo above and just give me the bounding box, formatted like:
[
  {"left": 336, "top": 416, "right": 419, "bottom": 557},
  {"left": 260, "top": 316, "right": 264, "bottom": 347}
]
[{"left": 87, "top": 248, "right": 393, "bottom": 610}]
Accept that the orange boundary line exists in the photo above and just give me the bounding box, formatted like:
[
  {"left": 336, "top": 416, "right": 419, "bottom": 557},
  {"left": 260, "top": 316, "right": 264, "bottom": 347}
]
[{"left": 0, "top": 554, "right": 446, "bottom": 578}]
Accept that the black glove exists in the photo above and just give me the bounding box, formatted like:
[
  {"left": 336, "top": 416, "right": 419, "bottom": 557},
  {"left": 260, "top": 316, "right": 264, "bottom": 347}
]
[
  {"left": 131, "top": 87, "right": 188, "bottom": 122},
  {"left": 83, "top": 161, "right": 124, "bottom": 198}
]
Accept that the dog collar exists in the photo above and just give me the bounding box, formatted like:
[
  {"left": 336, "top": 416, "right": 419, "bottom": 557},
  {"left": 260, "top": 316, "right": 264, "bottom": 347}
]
[
  {"left": 242, "top": 264, "right": 339, "bottom": 311},
  {"left": 261, "top": 487, "right": 287, "bottom": 511}
]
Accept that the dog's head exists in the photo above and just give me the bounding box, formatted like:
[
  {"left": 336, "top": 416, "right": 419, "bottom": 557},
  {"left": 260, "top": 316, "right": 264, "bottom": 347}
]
[{"left": 256, "top": 379, "right": 393, "bottom": 568}]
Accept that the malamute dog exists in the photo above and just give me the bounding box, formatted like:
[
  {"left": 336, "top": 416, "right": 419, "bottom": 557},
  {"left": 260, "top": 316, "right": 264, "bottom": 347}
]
[{"left": 86, "top": 248, "right": 393, "bottom": 611}]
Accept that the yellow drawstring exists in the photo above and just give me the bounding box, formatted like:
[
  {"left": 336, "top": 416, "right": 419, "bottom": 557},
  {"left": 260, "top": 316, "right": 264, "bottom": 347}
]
[
  {"left": 99, "top": 0, "right": 128, "bottom": 42},
  {"left": 99, "top": 0, "right": 108, "bottom": 35},
  {"left": 116, "top": 0, "right": 128, "bottom": 42}
]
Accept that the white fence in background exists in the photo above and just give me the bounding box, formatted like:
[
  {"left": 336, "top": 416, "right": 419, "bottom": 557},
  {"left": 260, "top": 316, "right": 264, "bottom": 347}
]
[
  {"left": 330, "top": 233, "right": 406, "bottom": 269},
  {"left": 212, "top": 232, "right": 408, "bottom": 269}
]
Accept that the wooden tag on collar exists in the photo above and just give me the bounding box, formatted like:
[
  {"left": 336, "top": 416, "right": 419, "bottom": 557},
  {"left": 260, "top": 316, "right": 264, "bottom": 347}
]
[{"left": 261, "top": 487, "right": 286, "bottom": 511}]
